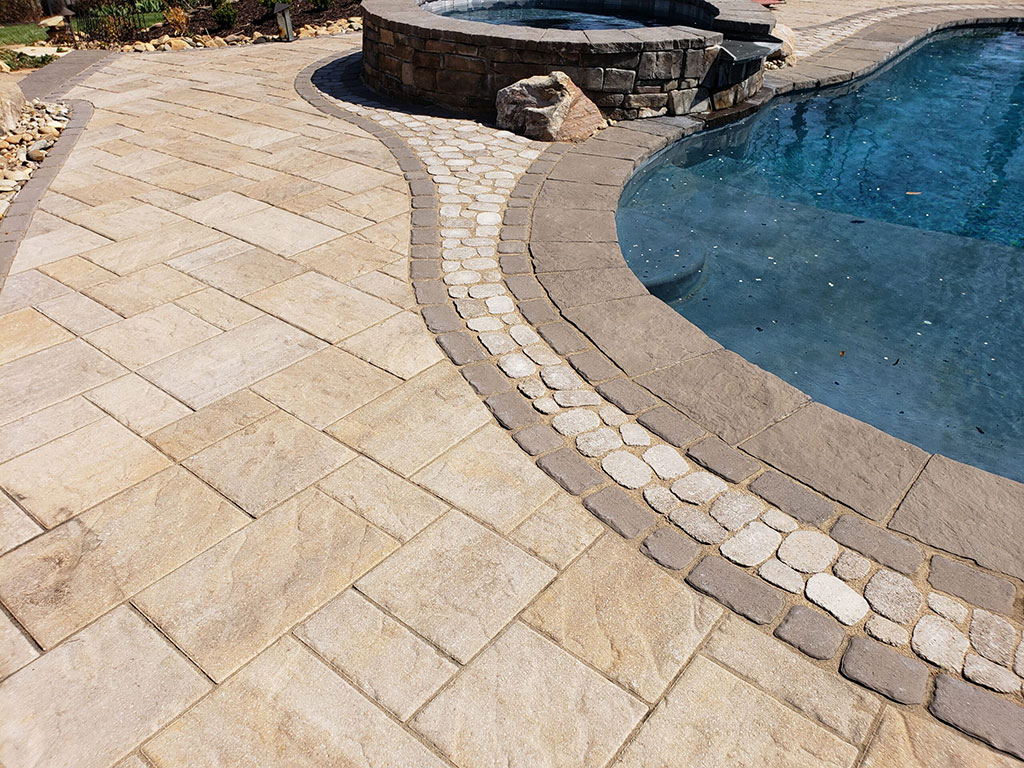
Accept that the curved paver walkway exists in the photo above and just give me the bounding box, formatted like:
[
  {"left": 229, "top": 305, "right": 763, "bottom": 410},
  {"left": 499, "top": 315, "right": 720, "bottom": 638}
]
[{"left": 0, "top": 13, "right": 1020, "bottom": 768}]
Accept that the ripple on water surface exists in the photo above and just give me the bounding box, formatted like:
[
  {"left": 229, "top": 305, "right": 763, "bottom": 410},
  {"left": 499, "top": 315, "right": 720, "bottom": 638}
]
[{"left": 617, "top": 28, "right": 1024, "bottom": 482}]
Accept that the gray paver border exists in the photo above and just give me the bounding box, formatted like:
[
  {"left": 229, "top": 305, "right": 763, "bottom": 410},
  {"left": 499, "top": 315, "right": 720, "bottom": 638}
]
[{"left": 525, "top": 12, "right": 1024, "bottom": 580}]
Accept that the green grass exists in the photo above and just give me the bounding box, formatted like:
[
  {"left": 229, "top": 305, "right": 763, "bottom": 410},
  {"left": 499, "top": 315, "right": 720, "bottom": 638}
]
[{"left": 0, "top": 23, "right": 48, "bottom": 46}]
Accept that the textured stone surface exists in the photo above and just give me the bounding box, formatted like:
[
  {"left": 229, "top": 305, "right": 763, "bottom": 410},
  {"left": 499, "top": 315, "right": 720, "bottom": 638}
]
[
  {"left": 686, "top": 556, "right": 786, "bottom": 625},
  {"left": 643, "top": 444, "right": 689, "bottom": 480},
  {"left": 892, "top": 455, "right": 1024, "bottom": 580},
  {"left": 719, "top": 521, "right": 781, "bottom": 567},
  {"left": 615, "top": 656, "right": 859, "bottom": 768},
  {"left": 583, "top": 486, "right": 656, "bottom": 539},
  {"left": 635, "top": 405, "right": 703, "bottom": 447},
  {"left": 553, "top": 408, "right": 602, "bottom": 436},
  {"left": 135, "top": 488, "right": 395, "bottom": 681},
  {"left": 774, "top": 605, "right": 845, "bottom": 660},
  {"left": 963, "top": 654, "right": 1021, "bottom": 694},
  {"left": 0, "top": 610, "right": 37, "bottom": 680},
  {"left": 671, "top": 471, "right": 727, "bottom": 505},
  {"left": 145, "top": 636, "right": 446, "bottom": 767},
  {"left": 749, "top": 470, "right": 833, "bottom": 525},
  {"left": 862, "top": 707, "right": 1024, "bottom": 767},
  {"left": 777, "top": 530, "right": 839, "bottom": 573},
  {"left": 0, "top": 467, "right": 247, "bottom": 649},
  {"left": 356, "top": 511, "right": 553, "bottom": 663},
  {"left": 927, "top": 555, "right": 1015, "bottom": 615},
  {"left": 513, "top": 423, "right": 563, "bottom": 455},
  {"left": 707, "top": 616, "right": 879, "bottom": 743},
  {"left": 411, "top": 622, "right": 645, "bottom": 768},
  {"left": 709, "top": 490, "right": 764, "bottom": 531},
  {"left": 927, "top": 593, "right": 968, "bottom": 625},
  {"left": 641, "top": 526, "right": 700, "bottom": 570},
  {"left": 510, "top": 493, "right": 604, "bottom": 569},
  {"left": 601, "top": 449, "right": 653, "bottom": 489},
  {"left": 911, "top": 615, "right": 968, "bottom": 672},
  {"left": 759, "top": 557, "right": 804, "bottom": 593},
  {"left": 969, "top": 610, "right": 1017, "bottom": 666},
  {"left": 524, "top": 535, "right": 720, "bottom": 702},
  {"left": 834, "top": 549, "right": 871, "bottom": 581},
  {"left": 742, "top": 403, "right": 927, "bottom": 521},
  {"left": 576, "top": 427, "right": 623, "bottom": 457},
  {"left": 929, "top": 675, "right": 1024, "bottom": 760},
  {"left": 0, "top": 607, "right": 209, "bottom": 768},
  {"left": 686, "top": 436, "right": 760, "bottom": 482},
  {"left": 670, "top": 505, "right": 729, "bottom": 544},
  {"left": 805, "top": 573, "right": 869, "bottom": 625},
  {"left": 619, "top": 423, "right": 650, "bottom": 446},
  {"left": 864, "top": 570, "right": 922, "bottom": 625},
  {"left": 830, "top": 514, "right": 923, "bottom": 575},
  {"left": 840, "top": 637, "right": 929, "bottom": 704},
  {"left": 294, "top": 589, "right": 457, "bottom": 720},
  {"left": 537, "top": 447, "right": 606, "bottom": 494},
  {"left": 761, "top": 507, "right": 798, "bottom": 533},
  {"left": 496, "top": 72, "right": 606, "bottom": 142},
  {"left": 866, "top": 615, "right": 910, "bottom": 647}
]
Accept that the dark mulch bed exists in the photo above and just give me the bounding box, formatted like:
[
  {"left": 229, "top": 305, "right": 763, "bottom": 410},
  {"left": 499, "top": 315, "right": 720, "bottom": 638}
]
[{"left": 144, "top": 0, "right": 362, "bottom": 40}]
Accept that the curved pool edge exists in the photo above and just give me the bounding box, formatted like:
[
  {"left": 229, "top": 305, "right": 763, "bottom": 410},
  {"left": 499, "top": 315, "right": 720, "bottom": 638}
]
[{"left": 528, "top": 11, "right": 1024, "bottom": 584}]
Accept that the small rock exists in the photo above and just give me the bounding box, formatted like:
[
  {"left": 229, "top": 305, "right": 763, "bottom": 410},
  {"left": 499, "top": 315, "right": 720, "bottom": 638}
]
[
  {"left": 911, "top": 614, "right": 968, "bottom": 672},
  {"left": 576, "top": 427, "right": 622, "bottom": 458},
  {"left": 540, "top": 365, "right": 583, "bottom": 390},
  {"left": 761, "top": 508, "right": 798, "bottom": 533},
  {"left": 709, "top": 490, "right": 764, "bottom": 531},
  {"left": 642, "top": 444, "right": 689, "bottom": 480},
  {"left": 643, "top": 485, "right": 679, "bottom": 514},
  {"left": 669, "top": 505, "right": 729, "bottom": 544},
  {"left": 927, "top": 593, "right": 967, "bottom": 625},
  {"left": 552, "top": 409, "right": 600, "bottom": 436},
  {"left": 599, "top": 405, "right": 628, "bottom": 426},
  {"left": 758, "top": 558, "right": 804, "bottom": 593},
  {"left": 866, "top": 615, "right": 910, "bottom": 647},
  {"left": 777, "top": 530, "right": 839, "bottom": 573},
  {"left": 620, "top": 423, "right": 650, "bottom": 446},
  {"left": 720, "top": 521, "right": 781, "bottom": 567},
  {"left": 533, "top": 397, "right": 559, "bottom": 415},
  {"left": 498, "top": 352, "right": 536, "bottom": 378},
  {"left": 969, "top": 610, "right": 1017, "bottom": 666},
  {"left": 863, "top": 570, "right": 922, "bottom": 625},
  {"left": 805, "top": 573, "right": 870, "bottom": 625},
  {"left": 671, "top": 472, "right": 727, "bottom": 505},
  {"left": 833, "top": 550, "right": 871, "bottom": 581},
  {"left": 602, "top": 450, "right": 652, "bottom": 489},
  {"left": 963, "top": 654, "right": 1021, "bottom": 693},
  {"left": 495, "top": 71, "right": 606, "bottom": 142}
]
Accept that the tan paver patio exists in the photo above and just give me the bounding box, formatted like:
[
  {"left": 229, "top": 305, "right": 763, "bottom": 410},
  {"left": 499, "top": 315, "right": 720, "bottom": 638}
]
[{"left": 0, "top": 10, "right": 1021, "bottom": 766}]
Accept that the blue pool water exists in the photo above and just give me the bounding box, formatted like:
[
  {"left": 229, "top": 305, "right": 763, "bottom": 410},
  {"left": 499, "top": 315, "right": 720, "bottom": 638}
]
[
  {"left": 439, "top": 6, "right": 658, "bottom": 29},
  {"left": 617, "top": 28, "right": 1024, "bottom": 482}
]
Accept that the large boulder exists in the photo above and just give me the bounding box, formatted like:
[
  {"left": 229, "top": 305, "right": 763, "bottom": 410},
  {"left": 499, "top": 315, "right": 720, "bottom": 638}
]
[
  {"left": 496, "top": 71, "right": 605, "bottom": 142},
  {"left": 0, "top": 77, "right": 27, "bottom": 134},
  {"left": 770, "top": 23, "right": 796, "bottom": 61}
]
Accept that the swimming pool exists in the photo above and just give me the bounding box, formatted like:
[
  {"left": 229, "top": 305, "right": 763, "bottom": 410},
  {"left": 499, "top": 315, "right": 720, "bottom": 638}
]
[
  {"left": 435, "top": 5, "right": 658, "bottom": 29},
  {"left": 617, "top": 28, "right": 1024, "bottom": 482}
]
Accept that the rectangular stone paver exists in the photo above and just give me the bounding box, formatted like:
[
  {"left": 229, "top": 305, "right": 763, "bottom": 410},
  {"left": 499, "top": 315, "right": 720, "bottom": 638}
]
[
  {"left": 0, "top": 417, "right": 170, "bottom": 527},
  {"left": 80, "top": 220, "right": 225, "bottom": 275},
  {"left": 328, "top": 362, "right": 492, "bottom": 477},
  {"left": 615, "top": 655, "right": 858, "bottom": 767},
  {"left": 147, "top": 389, "right": 277, "bottom": 461},
  {"left": 134, "top": 487, "right": 396, "bottom": 682},
  {"left": 0, "top": 396, "right": 103, "bottom": 465},
  {"left": 0, "top": 467, "right": 248, "bottom": 648},
  {"left": 189, "top": 247, "right": 305, "bottom": 297},
  {"left": 144, "top": 635, "right": 446, "bottom": 768},
  {"left": 251, "top": 347, "right": 400, "bottom": 429},
  {"left": 83, "top": 264, "right": 203, "bottom": 317},
  {"left": 295, "top": 589, "right": 457, "bottom": 721},
  {"left": 524, "top": 534, "right": 722, "bottom": 703},
  {"left": 0, "top": 606, "right": 210, "bottom": 768},
  {"left": 685, "top": 555, "right": 787, "bottom": 625},
  {"left": 84, "top": 373, "right": 193, "bottom": 436},
  {"left": 339, "top": 310, "right": 443, "bottom": 379},
  {"left": 412, "top": 621, "right": 646, "bottom": 768},
  {"left": 412, "top": 424, "right": 560, "bottom": 534},
  {"left": 356, "top": 510, "right": 554, "bottom": 663},
  {"left": 184, "top": 409, "right": 353, "bottom": 516},
  {"left": 0, "top": 491, "right": 42, "bottom": 556},
  {"left": 317, "top": 455, "right": 448, "bottom": 542},
  {"left": 0, "top": 308, "right": 73, "bottom": 367},
  {"left": 0, "top": 609, "right": 37, "bottom": 680},
  {"left": 248, "top": 271, "right": 399, "bottom": 344},
  {"left": 510, "top": 492, "right": 605, "bottom": 569},
  {"left": 85, "top": 303, "right": 221, "bottom": 369},
  {"left": 139, "top": 315, "right": 325, "bottom": 408},
  {"left": 704, "top": 615, "right": 880, "bottom": 744},
  {"left": 0, "top": 339, "right": 124, "bottom": 427},
  {"left": 862, "top": 707, "right": 1022, "bottom": 767}
]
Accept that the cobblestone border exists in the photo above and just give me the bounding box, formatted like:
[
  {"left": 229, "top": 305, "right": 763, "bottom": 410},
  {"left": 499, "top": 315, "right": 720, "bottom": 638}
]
[{"left": 297, "top": 37, "right": 1024, "bottom": 759}]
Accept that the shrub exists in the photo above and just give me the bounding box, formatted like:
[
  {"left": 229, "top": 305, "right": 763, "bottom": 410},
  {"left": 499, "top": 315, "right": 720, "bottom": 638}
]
[
  {"left": 164, "top": 4, "right": 188, "bottom": 34},
  {"left": 309, "top": 0, "right": 334, "bottom": 11},
  {"left": 211, "top": 0, "right": 236, "bottom": 29},
  {"left": 0, "top": 0, "right": 42, "bottom": 24}
]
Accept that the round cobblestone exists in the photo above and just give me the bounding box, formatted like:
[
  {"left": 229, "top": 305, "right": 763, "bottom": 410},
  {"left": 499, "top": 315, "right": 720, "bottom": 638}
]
[
  {"left": 777, "top": 530, "right": 839, "bottom": 574},
  {"left": 602, "top": 450, "right": 653, "bottom": 489}
]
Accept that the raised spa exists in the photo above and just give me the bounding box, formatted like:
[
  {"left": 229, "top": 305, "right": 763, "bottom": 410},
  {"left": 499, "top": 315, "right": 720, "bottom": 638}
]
[
  {"left": 617, "top": 27, "right": 1024, "bottom": 482},
  {"left": 361, "top": 0, "right": 778, "bottom": 119}
]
